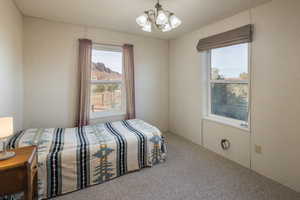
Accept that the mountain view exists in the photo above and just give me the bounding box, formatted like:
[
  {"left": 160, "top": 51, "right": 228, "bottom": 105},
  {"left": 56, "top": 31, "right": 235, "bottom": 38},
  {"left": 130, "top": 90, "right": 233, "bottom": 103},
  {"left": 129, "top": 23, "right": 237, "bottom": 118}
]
[
  {"left": 91, "top": 62, "right": 122, "bottom": 113},
  {"left": 92, "top": 62, "right": 122, "bottom": 81}
]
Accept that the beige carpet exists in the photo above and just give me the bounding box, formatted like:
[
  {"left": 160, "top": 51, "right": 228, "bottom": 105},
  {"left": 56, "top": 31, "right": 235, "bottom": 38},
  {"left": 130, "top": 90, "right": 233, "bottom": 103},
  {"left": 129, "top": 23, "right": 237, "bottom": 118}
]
[{"left": 53, "top": 133, "right": 300, "bottom": 200}]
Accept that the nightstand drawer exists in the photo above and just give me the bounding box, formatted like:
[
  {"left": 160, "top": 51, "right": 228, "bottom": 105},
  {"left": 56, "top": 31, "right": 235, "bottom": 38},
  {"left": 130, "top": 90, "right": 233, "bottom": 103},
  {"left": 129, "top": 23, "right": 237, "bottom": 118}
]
[{"left": 0, "top": 167, "right": 26, "bottom": 195}]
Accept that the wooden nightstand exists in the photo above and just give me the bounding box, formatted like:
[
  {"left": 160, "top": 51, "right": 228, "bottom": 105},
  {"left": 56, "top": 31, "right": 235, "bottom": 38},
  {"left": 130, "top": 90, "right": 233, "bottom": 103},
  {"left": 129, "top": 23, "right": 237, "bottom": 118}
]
[{"left": 0, "top": 146, "right": 38, "bottom": 200}]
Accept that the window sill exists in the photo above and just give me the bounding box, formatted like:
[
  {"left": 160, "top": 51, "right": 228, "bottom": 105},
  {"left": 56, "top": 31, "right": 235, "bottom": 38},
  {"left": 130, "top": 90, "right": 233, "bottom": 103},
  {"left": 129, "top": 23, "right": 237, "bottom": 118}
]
[
  {"left": 203, "top": 116, "right": 250, "bottom": 132},
  {"left": 90, "top": 111, "right": 126, "bottom": 120}
]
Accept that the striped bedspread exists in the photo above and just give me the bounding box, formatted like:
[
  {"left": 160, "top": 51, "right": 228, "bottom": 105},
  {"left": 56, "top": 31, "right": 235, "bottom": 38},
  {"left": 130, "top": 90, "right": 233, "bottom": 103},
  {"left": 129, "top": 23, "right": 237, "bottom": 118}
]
[{"left": 7, "top": 119, "right": 166, "bottom": 199}]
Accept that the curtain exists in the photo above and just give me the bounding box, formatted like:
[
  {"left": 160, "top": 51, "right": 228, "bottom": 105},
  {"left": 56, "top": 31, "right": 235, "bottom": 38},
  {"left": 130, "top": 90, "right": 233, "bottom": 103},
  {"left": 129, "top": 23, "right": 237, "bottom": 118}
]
[
  {"left": 77, "top": 39, "right": 92, "bottom": 126},
  {"left": 123, "top": 44, "right": 136, "bottom": 119}
]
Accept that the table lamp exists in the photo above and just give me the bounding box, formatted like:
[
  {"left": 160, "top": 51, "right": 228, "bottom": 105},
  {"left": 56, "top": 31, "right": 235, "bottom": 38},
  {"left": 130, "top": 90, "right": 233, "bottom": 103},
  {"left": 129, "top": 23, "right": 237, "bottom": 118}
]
[{"left": 0, "top": 117, "right": 15, "bottom": 160}]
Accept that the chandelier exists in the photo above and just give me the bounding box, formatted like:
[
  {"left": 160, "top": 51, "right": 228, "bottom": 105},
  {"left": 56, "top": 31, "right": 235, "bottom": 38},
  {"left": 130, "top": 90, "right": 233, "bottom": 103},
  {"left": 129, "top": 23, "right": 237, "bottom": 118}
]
[{"left": 136, "top": 0, "right": 182, "bottom": 32}]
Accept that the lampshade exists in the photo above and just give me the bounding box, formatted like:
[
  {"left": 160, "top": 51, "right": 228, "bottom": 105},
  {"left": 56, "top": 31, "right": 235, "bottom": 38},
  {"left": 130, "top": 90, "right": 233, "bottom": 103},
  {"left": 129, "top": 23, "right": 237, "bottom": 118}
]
[
  {"left": 142, "top": 20, "right": 152, "bottom": 32},
  {"left": 136, "top": 13, "right": 148, "bottom": 27},
  {"left": 156, "top": 10, "right": 168, "bottom": 25},
  {"left": 0, "top": 117, "right": 13, "bottom": 139},
  {"left": 170, "top": 14, "right": 182, "bottom": 28}
]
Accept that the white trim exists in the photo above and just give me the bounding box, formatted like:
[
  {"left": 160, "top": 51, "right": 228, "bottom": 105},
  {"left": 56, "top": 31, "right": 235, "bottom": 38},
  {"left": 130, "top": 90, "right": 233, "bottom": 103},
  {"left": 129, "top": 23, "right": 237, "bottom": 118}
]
[
  {"left": 90, "top": 44, "right": 126, "bottom": 118},
  {"left": 91, "top": 80, "right": 122, "bottom": 84},
  {"left": 92, "top": 43, "right": 123, "bottom": 52},
  {"left": 206, "top": 43, "right": 251, "bottom": 127},
  {"left": 210, "top": 80, "right": 249, "bottom": 84},
  {"left": 247, "top": 43, "right": 252, "bottom": 131},
  {"left": 90, "top": 111, "right": 126, "bottom": 119},
  {"left": 204, "top": 115, "right": 250, "bottom": 132},
  {"left": 207, "top": 50, "right": 212, "bottom": 117}
]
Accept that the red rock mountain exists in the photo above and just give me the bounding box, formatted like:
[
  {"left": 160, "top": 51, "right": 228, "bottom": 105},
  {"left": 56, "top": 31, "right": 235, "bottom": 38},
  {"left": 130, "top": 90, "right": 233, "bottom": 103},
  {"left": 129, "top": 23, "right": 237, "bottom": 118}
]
[{"left": 92, "top": 62, "right": 122, "bottom": 80}]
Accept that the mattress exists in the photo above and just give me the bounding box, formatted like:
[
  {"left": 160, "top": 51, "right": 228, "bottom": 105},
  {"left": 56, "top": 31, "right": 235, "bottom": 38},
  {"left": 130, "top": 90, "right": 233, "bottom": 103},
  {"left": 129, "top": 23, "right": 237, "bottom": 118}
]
[{"left": 7, "top": 119, "right": 167, "bottom": 199}]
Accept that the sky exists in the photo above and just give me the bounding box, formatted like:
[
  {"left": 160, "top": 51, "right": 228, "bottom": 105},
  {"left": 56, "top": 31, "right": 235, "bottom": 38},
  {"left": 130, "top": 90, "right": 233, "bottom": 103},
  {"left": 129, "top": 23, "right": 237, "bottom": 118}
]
[
  {"left": 211, "top": 43, "right": 248, "bottom": 79},
  {"left": 91, "top": 44, "right": 248, "bottom": 77},
  {"left": 92, "top": 50, "right": 123, "bottom": 73}
]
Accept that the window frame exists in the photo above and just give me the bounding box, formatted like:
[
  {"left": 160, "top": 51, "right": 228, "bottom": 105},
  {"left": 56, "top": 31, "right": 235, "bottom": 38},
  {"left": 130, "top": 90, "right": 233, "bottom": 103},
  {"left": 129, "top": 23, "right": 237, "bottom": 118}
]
[
  {"left": 205, "top": 43, "right": 251, "bottom": 130},
  {"left": 90, "top": 44, "right": 126, "bottom": 119}
]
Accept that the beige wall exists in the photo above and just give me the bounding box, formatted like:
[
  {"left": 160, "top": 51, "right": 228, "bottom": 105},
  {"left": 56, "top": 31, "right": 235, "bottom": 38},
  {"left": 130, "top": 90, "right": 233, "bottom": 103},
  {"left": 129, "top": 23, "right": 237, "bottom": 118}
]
[
  {"left": 0, "top": 0, "right": 23, "bottom": 131},
  {"left": 6, "top": 0, "right": 300, "bottom": 193},
  {"left": 23, "top": 17, "right": 169, "bottom": 131},
  {"left": 169, "top": 0, "right": 300, "bottom": 192}
]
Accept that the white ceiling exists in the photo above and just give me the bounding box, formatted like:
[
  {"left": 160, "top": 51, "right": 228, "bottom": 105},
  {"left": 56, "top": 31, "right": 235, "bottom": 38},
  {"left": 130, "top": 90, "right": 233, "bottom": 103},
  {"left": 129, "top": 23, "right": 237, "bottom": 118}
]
[{"left": 14, "top": 0, "right": 270, "bottom": 39}]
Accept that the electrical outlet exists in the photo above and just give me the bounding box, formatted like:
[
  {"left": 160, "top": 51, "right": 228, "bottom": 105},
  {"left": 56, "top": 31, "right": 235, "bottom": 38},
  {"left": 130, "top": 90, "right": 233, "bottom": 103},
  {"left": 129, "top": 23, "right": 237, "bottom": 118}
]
[{"left": 255, "top": 145, "right": 262, "bottom": 154}]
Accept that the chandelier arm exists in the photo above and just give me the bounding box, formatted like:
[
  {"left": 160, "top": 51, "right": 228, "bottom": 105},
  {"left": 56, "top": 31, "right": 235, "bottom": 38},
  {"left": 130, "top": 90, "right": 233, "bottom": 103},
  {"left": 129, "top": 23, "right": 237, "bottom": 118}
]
[
  {"left": 146, "top": 9, "right": 155, "bottom": 25},
  {"left": 147, "top": 9, "right": 155, "bottom": 15}
]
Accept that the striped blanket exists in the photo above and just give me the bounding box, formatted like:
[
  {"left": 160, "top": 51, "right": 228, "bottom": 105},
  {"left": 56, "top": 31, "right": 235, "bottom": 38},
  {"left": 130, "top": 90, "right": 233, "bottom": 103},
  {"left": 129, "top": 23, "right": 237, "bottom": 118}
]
[{"left": 7, "top": 119, "right": 166, "bottom": 199}]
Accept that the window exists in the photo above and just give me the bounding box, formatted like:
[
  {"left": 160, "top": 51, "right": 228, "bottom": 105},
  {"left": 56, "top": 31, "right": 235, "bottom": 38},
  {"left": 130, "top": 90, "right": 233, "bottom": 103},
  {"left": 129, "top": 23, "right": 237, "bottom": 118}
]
[
  {"left": 207, "top": 43, "right": 250, "bottom": 128},
  {"left": 90, "top": 44, "right": 125, "bottom": 119}
]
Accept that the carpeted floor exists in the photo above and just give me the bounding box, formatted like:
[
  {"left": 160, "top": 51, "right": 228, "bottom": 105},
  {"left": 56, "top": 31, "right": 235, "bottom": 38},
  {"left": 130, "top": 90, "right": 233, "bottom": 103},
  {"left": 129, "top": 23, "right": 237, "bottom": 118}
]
[{"left": 53, "top": 133, "right": 300, "bottom": 200}]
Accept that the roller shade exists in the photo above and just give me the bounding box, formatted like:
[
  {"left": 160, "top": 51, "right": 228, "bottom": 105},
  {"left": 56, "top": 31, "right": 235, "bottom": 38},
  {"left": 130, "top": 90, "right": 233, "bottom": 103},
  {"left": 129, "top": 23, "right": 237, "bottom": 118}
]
[{"left": 196, "top": 24, "right": 253, "bottom": 52}]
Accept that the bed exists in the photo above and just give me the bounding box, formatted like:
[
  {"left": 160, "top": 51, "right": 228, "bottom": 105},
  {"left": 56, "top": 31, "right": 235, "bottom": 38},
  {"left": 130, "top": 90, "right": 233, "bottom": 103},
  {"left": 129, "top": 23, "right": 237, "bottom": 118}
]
[{"left": 7, "top": 119, "right": 167, "bottom": 199}]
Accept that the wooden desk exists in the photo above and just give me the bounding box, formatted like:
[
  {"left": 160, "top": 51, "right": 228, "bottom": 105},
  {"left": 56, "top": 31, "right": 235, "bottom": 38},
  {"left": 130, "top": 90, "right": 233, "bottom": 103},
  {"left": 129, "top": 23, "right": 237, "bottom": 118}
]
[{"left": 0, "top": 146, "right": 38, "bottom": 200}]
